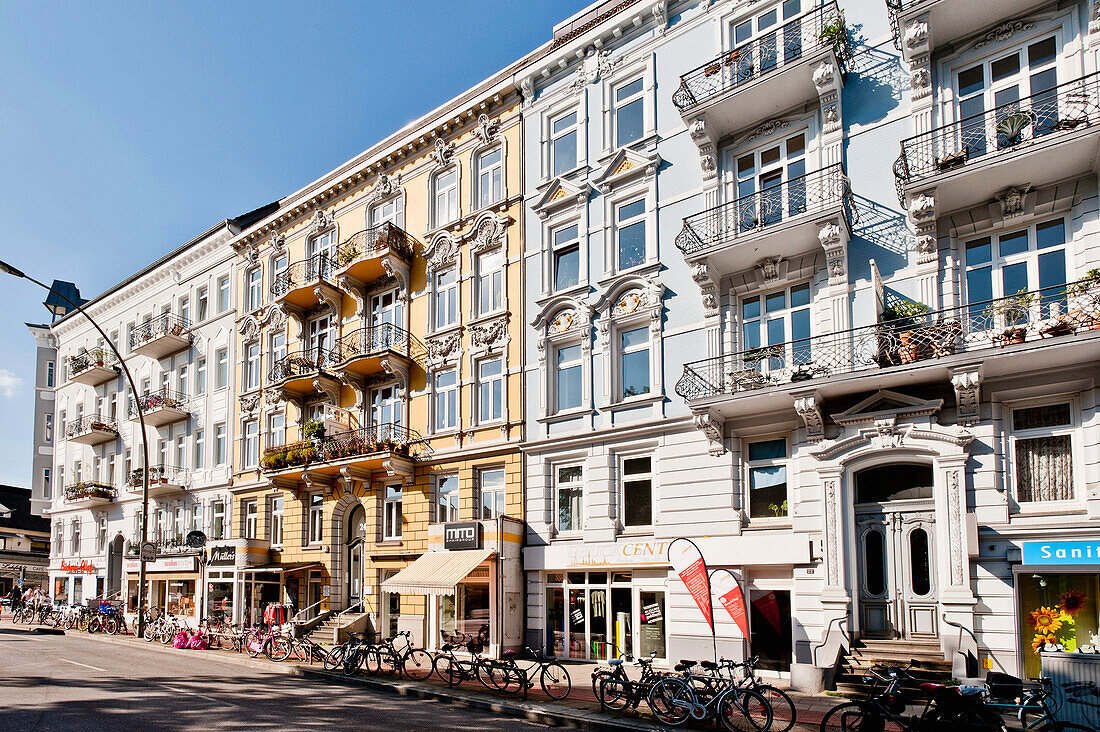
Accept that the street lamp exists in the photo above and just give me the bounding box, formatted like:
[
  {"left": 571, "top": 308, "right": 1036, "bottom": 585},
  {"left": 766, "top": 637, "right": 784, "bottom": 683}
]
[{"left": 0, "top": 259, "right": 153, "bottom": 637}]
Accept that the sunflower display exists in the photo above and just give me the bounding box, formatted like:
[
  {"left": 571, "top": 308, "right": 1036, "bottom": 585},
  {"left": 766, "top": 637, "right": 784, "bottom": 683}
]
[
  {"left": 1030, "top": 606, "right": 1063, "bottom": 634},
  {"left": 1058, "top": 590, "right": 1087, "bottom": 617},
  {"left": 1031, "top": 633, "right": 1057, "bottom": 655}
]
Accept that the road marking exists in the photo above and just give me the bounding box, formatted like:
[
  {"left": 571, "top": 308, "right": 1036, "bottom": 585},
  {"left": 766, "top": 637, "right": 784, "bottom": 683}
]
[
  {"left": 59, "top": 658, "right": 108, "bottom": 672},
  {"left": 158, "top": 684, "right": 242, "bottom": 708}
]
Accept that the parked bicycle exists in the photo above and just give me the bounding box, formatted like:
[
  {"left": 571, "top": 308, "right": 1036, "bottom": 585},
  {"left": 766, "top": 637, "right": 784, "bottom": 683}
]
[
  {"left": 498, "top": 646, "right": 572, "bottom": 700},
  {"left": 595, "top": 651, "right": 662, "bottom": 713},
  {"left": 648, "top": 658, "right": 773, "bottom": 731},
  {"left": 369, "top": 631, "right": 435, "bottom": 680},
  {"left": 727, "top": 656, "right": 797, "bottom": 732}
]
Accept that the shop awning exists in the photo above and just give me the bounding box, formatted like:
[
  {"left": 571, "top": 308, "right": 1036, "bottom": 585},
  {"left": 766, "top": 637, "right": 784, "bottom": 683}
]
[
  {"left": 237, "top": 562, "right": 321, "bottom": 574},
  {"left": 380, "top": 549, "right": 494, "bottom": 596}
]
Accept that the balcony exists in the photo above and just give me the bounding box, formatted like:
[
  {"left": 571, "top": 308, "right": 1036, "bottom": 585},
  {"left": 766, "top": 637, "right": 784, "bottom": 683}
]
[
  {"left": 894, "top": 73, "right": 1100, "bottom": 210},
  {"left": 65, "top": 415, "right": 120, "bottom": 446},
  {"left": 126, "top": 465, "right": 190, "bottom": 498},
  {"left": 129, "top": 387, "right": 189, "bottom": 427},
  {"left": 271, "top": 252, "right": 340, "bottom": 311},
  {"left": 675, "top": 164, "right": 851, "bottom": 273},
  {"left": 269, "top": 348, "right": 342, "bottom": 400},
  {"left": 672, "top": 2, "right": 848, "bottom": 140},
  {"left": 260, "top": 422, "right": 426, "bottom": 481},
  {"left": 125, "top": 537, "right": 198, "bottom": 558},
  {"left": 887, "top": 0, "right": 1050, "bottom": 57},
  {"left": 130, "top": 313, "right": 191, "bottom": 358},
  {"left": 334, "top": 324, "right": 423, "bottom": 380},
  {"left": 64, "top": 481, "right": 117, "bottom": 508},
  {"left": 334, "top": 223, "right": 415, "bottom": 286},
  {"left": 676, "top": 277, "right": 1100, "bottom": 413},
  {"left": 67, "top": 348, "right": 119, "bottom": 386}
]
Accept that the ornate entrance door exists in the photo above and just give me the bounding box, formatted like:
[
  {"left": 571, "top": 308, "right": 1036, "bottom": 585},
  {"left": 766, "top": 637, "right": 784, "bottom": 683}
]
[{"left": 346, "top": 504, "right": 365, "bottom": 611}]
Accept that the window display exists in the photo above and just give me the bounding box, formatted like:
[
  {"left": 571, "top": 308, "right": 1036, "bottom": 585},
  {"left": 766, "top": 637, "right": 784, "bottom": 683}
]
[
  {"left": 438, "top": 583, "right": 490, "bottom": 650},
  {"left": 1018, "top": 573, "right": 1100, "bottom": 677}
]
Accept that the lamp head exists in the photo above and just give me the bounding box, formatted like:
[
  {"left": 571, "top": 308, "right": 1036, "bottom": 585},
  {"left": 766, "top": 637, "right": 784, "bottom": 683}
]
[{"left": 0, "top": 260, "right": 25, "bottom": 278}]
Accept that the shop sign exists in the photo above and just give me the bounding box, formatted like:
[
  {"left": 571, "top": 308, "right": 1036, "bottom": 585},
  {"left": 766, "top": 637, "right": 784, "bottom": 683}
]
[
  {"left": 208, "top": 546, "right": 236, "bottom": 566},
  {"left": 669, "top": 540, "right": 713, "bottom": 631},
  {"left": 58, "top": 560, "right": 98, "bottom": 574},
  {"left": 642, "top": 602, "right": 663, "bottom": 624},
  {"left": 566, "top": 539, "right": 672, "bottom": 568},
  {"left": 1023, "top": 540, "right": 1100, "bottom": 566},
  {"left": 444, "top": 522, "right": 481, "bottom": 551},
  {"left": 124, "top": 556, "right": 198, "bottom": 573}
]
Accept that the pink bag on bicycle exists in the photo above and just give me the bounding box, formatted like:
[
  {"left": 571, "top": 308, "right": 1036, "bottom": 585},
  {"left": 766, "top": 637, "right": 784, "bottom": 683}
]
[
  {"left": 173, "top": 630, "right": 190, "bottom": 649},
  {"left": 188, "top": 632, "right": 208, "bottom": 650},
  {"left": 247, "top": 634, "right": 264, "bottom": 655}
]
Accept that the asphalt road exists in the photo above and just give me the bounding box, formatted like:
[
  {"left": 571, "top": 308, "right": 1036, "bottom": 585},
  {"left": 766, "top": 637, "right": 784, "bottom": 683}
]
[{"left": 0, "top": 625, "right": 548, "bottom": 731}]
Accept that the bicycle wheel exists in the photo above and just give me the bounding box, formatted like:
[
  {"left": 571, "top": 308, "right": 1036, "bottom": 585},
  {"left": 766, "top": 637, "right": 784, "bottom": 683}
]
[
  {"left": 495, "top": 666, "right": 526, "bottom": 696},
  {"left": 245, "top": 631, "right": 264, "bottom": 657},
  {"left": 364, "top": 647, "right": 383, "bottom": 675},
  {"left": 377, "top": 648, "right": 399, "bottom": 676},
  {"left": 591, "top": 668, "right": 615, "bottom": 698},
  {"left": 434, "top": 654, "right": 455, "bottom": 683},
  {"left": 539, "top": 662, "right": 572, "bottom": 700},
  {"left": 921, "top": 704, "right": 1007, "bottom": 732},
  {"left": 266, "top": 636, "right": 292, "bottom": 662},
  {"left": 324, "top": 645, "right": 349, "bottom": 671},
  {"left": 342, "top": 649, "right": 363, "bottom": 676},
  {"left": 648, "top": 676, "right": 695, "bottom": 727},
  {"left": 719, "top": 688, "right": 773, "bottom": 732},
  {"left": 476, "top": 659, "right": 501, "bottom": 690},
  {"left": 402, "top": 649, "right": 435, "bottom": 681},
  {"left": 103, "top": 616, "right": 118, "bottom": 635},
  {"left": 598, "top": 676, "right": 633, "bottom": 712},
  {"left": 756, "top": 684, "right": 796, "bottom": 732},
  {"left": 142, "top": 622, "right": 156, "bottom": 640},
  {"left": 818, "top": 701, "right": 885, "bottom": 731},
  {"left": 79, "top": 615, "right": 91, "bottom": 633}
]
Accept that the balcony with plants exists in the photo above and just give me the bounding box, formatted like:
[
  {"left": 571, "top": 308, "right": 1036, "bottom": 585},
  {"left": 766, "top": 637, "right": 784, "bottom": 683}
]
[
  {"left": 894, "top": 73, "right": 1100, "bottom": 211},
  {"left": 886, "top": 0, "right": 1048, "bottom": 59},
  {"left": 64, "top": 481, "right": 117, "bottom": 508},
  {"left": 676, "top": 274, "right": 1100, "bottom": 409},
  {"left": 67, "top": 348, "right": 119, "bottom": 386},
  {"left": 334, "top": 323, "right": 424, "bottom": 381},
  {"left": 334, "top": 222, "right": 415, "bottom": 287},
  {"left": 260, "top": 421, "right": 427, "bottom": 481},
  {"left": 675, "top": 163, "right": 851, "bottom": 274},
  {"left": 129, "top": 387, "right": 190, "bottom": 427},
  {"left": 126, "top": 464, "right": 190, "bottom": 498},
  {"left": 65, "top": 415, "right": 120, "bottom": 446},
  {"left": 269, "top": 348, "right": 342, "bottom": 400},
  {"left": 672, "top": 2, "right": 848, "bottom": 141},
  {"left": 271, "top": 251, "right": 340, "bottom": 311},
  {"left": 130, "top": 313, "right": 192, "bottom": 359}
]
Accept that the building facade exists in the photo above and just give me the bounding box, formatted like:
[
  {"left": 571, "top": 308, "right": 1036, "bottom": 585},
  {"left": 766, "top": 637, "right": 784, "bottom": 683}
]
[
  {"left": 0, "top": 485, "right": 51, "bottom": 595},
  {"left": 27, "top": 323, "right": 60, "bottom": 519}
]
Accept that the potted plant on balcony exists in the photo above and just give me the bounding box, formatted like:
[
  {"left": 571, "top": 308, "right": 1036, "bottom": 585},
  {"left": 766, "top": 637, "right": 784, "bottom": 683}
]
[
  {"left": 704, "top": 59, "right": 721, "bottom": 76},
  {"left": 992, "top": 289, "right": 1036, "bottom": 345},
  {"left": 303, "top": 419, "right": 326, "bottom": 446},
  {"left": 818, "top": 10, "right": 849, "bottom": 60},
  {"left": 261, "top": 450, "right": 287, "bottom": 471},
  {"left": 883, "top": 300, "right": 932, "bottom": 363},
  {"left": 90, "top": 421, "right": 112, "bottom": 433},
  {"left": 1067, "top": 268, "right": 1100, "bottom": 330}
]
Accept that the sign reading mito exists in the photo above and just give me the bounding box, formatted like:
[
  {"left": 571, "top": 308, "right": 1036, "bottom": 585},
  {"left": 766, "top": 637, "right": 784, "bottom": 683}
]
[
  {"left": 444, "top": 522, "right": 481, "bottom": 551},
  {"left": 1023, "top": 540, "right": 1100, "bottom": 566}
]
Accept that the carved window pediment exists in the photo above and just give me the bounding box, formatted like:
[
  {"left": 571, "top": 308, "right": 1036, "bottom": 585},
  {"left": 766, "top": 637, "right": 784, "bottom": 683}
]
[
  {"left": 592, "top": 148, "right": 661, "bottom": 194},
  {"left": 424, "top": 232, "right": 459, "bottom": 273},
  {"left": 531, "top": 178, "right": 592, "bottom": 220},
  {"left": 465, "top": 213, "right": 509, "bottom": 255}
]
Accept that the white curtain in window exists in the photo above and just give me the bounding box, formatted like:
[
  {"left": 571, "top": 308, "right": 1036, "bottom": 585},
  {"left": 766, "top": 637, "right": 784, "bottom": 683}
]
[{"left": 1016, "top": 435, "right": 1073, "bottom": 502}]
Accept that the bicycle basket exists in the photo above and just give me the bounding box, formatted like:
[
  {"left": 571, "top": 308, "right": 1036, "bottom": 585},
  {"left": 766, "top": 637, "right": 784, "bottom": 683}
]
[
  {"left": 985, "top": 671, "right": 1025, "bottom": 701},
  {"left": 884, "top": 691, "right": 906, "bottom": 714}
]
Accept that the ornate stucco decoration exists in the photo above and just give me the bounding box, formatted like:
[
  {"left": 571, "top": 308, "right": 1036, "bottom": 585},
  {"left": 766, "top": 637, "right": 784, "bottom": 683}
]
[
  {"left": 688, "top": 117, "right": 718, "bottom": 179},
  {"left": 533, "top": 297, "right": 593, "bottom": 353},
  {"left": 531, "top": 178, "right": 592, "bottom": 220},
  {"left": 568, "top": 47, "right": 622, "bottom": 95},
  {"left": 1092, "top": 1, "right": 1100, "bottom": 35},
  {"left": 692, "top": 411, "right": 725, "bottom": 456},
  {"left": 474, "top": 114, "right": 500, "bottom": 145},
  {"left": 465, "top": 213, "right": 508, "bottom": 255},
  {"left": 744, "top": 119, "right": 791, "bottom": 145},
  {"left": 240, "top": 391, "right": 262, "bottom": 416},
  {"left": 757, "top": 257, "right": 783, "bottom": 283},
  {"left": 974, "top": 21, "right": 1034, "bottom": 49},
  {"left": 425, "top": 332, "right": 461, "bottom": 368},
  {"left": 238, "top": 315, "right": 260, "bottom": 341},
  {"left": 793, "top": 392, "right": 825, "bottom": 443},
  {"left": 520, "top": 76, "right": 535, "bottom": 106},
  {"left": 907, "top": 190, "right": 937, "bottom": 265},
  {"left": 592, "top": 148, "right": 661, "bottom": 194},
  {"left": 950, "top": 365, "right": 983, "bottom": 427},
  {"left": 469, "top": 315, "right": 509, "bottom": 353},
  {"left": 424, "top": 232, "right": 458, "bottom": 273},
  {"left": 431, "top": 138, "right": 455, "bottom": 167},
  {"left": 549, "top": 309, "right": 579, "bottom": 335},
  {"left": 337, "top": 274, "right": 367, "bottom": 317},
  {"left": 904, "top": 20, "right": 928, "bottom": 49},
  {"left": 812, "top": 61, "right": 836, "bottom": 92},
  {"left": 691, "top": 262, "right": 719, "bottom": 318},
  {"left": 313, "top": 377, "right": 341, "bottom": 405},
  {"left": 264, "top": 389, "right": 283, "bottom": 406},
  {"left": 271, "top": 230, "right": 286, "bottom": 252},
  {"left": 368, "top": 173, "right": 401, "bottom": 203},
  {"left": 995, "top": 184, "right": 1031, "bottom": 218},
  {"left": 308, "top": 209, "right": 335, "bottom": 236},
  {"left": 910, "top": 193, "right": 937, "bottom": 223}
]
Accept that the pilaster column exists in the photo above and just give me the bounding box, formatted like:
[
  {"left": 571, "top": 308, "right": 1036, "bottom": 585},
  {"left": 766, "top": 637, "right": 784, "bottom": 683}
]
[
  {"left": 904, "top": 15, "right": 933, "bottom": 135},
  {"left": 818, "top": 466, "right": 850, "bottom": 606},
  {"left": 691, "top": 261, "right": 722, "bottom": 360},
  {"left": 908, "top": 189, "right": 941, "bottom": 308}
]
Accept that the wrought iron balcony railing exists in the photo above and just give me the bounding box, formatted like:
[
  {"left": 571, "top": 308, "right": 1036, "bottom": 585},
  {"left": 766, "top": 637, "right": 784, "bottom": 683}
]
[
  {"left": 130, "top": 313, "right": 191, "bottom": 352},
  {"left": 130, "top": 387, "right": 189, "bottom": 417},
  {"left": 269, "top": 348, "right": 342, "bottom": 384},
  {"left": 676, "top": 276, "right": 1100, "bottom": 401},
  {"left": 68, "top": 348, "right": 118, "bottom": 379},
  {"left": 675, "top": 164, "right": 850, "bottom": 257},
  {"left": 127, "top": 464, "right": 190, "bottom": 489},
  {"left": 65, "top": 415, "right": 119, "bottom": 440},
  {"left": 271, "top": 252, "right": 336, "bottom": 297},
  {"left": 672, "top": 1, "right": 848, "bottom": 112},
  {"left": 64, "top": 482, "right": 117, "bottom": 502},
  {"left": 336, "top": 323, "right": 423, "bottom": 363},
  {"left": 893, "top": 73, "right": 1100, "bottom": 201},
  {"left": 335, "top": 223, "right": 415, "bottom": 268},
  {"left": 261, "top": 422, "right": 426, "bottom": 472}
]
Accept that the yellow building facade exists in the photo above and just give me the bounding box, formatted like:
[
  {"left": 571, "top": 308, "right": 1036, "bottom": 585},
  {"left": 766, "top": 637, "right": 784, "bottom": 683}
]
[{"left": 224, "top": 71, "right": 525, "bottom": 654}]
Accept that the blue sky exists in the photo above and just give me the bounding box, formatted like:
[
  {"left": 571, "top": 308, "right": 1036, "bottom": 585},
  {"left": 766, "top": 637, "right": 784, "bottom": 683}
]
[{"left": 0, "top": 0, "right": 592, "bottom": 488}]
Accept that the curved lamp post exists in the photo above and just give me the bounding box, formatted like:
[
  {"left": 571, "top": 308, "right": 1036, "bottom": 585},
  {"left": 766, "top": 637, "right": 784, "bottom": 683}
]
[{"left": 0, "top": 260, "right": 153, "bottom": 637}]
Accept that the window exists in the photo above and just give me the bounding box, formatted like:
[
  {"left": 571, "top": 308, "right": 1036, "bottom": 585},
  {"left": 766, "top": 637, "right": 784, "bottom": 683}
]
[
  {"left": 193, "top": 429, "right": 205, "bottom": 470},
  {"left": 308, "top": 494, "right": 323, "bottom": 545},
  {"left": 619, "top": 326, "right": 650, "bottom": 399},
  {"left": 551, "top": 111, "right": 578, "bottom": 177},
  {"left": 434, "top": 268, "right": 458, "bottom": 329},
  {"left": 215, "top": 348, "right": 228, "bottom": 389},
  {"left": 384, "top": 485, "right": 402, "bottom": 540},
  {"left": 435, "top": 475, "right": 459, "bottom": 523},
  {"left": 58, "top": 410, "right": 66, "bottom": 438},
  {"left": 555, "top": 465, "right": 583, "bottom": 532},
  {"left": 1011, "top": 402, "right": 1076, "bottom": 504},
  {"left": 622, "top": 456, "right": 652, "bottom": 527},
  {"left": 371, "top": 198, "right": 399, "bottom": 227},
  {"left": 435, "top": 369, "right": 458, "bottom": 431},
  {"left": 269, "top": 330, "right": 286, "bottom": 370},
  {"left": 733, "top": 132, "right": 806, "bottom": 229},
  {"left": 126, "top": 324, "right": 135, "bottom": 354},
  {"left": 96, "top": 516, "right": 107, "bottom": 553},
  {"left": 52, "top": 522, "right": 61, "bottom": 553},
  {"left": 177, "top": 364, "right": 188, "bottom": 396},
  {"left": 480, "top": 468, "right": 505, "bottom": 519},
  {"left": 555, "top": 344, "right": 583, "bottom": 412},
  {"left": 107, "top": 455, "right": 115, "bottom": 485},
  {"left": 70, "top": 519, "right": 80, "bottom": 554},
  {"left": 247, "top": 267, "right": 263, "bottom": 312},
  {"left": 179, "top": 297, "right": 189, "bottom": 325},
  {"left": 216, "top": 276, "right": 230, "bottom": 313},
  {"left": 212, "top": 500, "right": 226, "bottom": 540},
  {"left": 615, "top": 199, "right": 646, "bottom": 271},
  {"left": 746, "top": 438, "right": 788, "bottom": 519},
  {"left": 175, "top": 435, "right": 185, "bottom": 470},
  {"left": 214, "top": 423, "right": 227, "bottom": 466},
  {"left": 196, "top": 287, "right": 208, "bottom": 322},
  {"left": 477, "top": 358, "right": 503, "bottom": 423},
  {"left": 245, "top": 342, "right": 261, "bottom": 391},
  {"left": 433, "top": 169, "right": 459, "bottom": 227},
  {"left": 270, "top": 496, "right": 284, "bottom": 545},
  {"left": 43, "top": 468, "right": 51, "bottom": 500},
  {"left": 243, "top": 420, "right": 259, "bottom": 468},
  {"left": 46, "top": 360, "right": 55, "bottom": 388},
  {"left": 243, "top": 500, "right": 257, "bottom": 539},
  {"left": 552, "top": 224, "right": 580, "bottom": 292},
  {"left": 191, "top": 503, "right": 202, "bottom": 533},
  {"left": 614, "top": 78, "right": 645, "bottom": 148},
  {"left": 477, "top": 249, "right": 503, "bottom": 315},
  {"left": 476, "top": 148, "right": 503, "bottom": 208},
  {"left": 44, "top": 413, "right": 53, "bottom": 443},
  {"left": 964, "top": 218, "right": 1068, "bottom": 323},
  {"left": 268, "top": 412, "right": 285, "bottom": 449},
  {"left": 742, "top": 283, "right": 811, "bottom": 371}
]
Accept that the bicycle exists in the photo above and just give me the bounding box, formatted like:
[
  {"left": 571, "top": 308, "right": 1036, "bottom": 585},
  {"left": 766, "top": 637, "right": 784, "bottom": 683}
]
[
  {"left": 498, "top": 646, "right": 572, "bottom": 701},
  {"left": 371, "top": 631, "right": 435, "bottom": 680},
  {"left": 648, "top": 658, "right": 773, "bottom": 731},
  {"left": 596, "top": 652, "right": 662, "bottom": 713},
  {"left": 727, "top": 656, "right": 797, "bottom": 732},
  {"left": 434, "top": 641, "right": 521, "bottom": 695},
  {"left": 338, "top": 631, "right": 377, "bottom": 676}
]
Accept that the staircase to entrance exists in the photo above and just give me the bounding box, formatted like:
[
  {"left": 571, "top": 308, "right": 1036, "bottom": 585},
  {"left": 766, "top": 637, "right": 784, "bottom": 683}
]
[{"left": 835, "top": 638, "right": 952, "bottom": 696}]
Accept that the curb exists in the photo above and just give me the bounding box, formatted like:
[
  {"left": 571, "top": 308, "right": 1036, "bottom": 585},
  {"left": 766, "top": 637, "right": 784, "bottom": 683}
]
[{"left": 296, "top": 666, "right": 660, "bottom": 731}]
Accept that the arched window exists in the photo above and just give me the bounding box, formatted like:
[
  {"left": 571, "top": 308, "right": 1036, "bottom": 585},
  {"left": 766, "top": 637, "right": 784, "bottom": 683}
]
[{"left": 854, "top": 464, "right": 933, "bottom": 503}]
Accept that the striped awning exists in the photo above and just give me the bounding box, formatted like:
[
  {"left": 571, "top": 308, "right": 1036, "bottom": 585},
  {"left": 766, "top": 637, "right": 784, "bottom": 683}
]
[{"left": 380, "top": 549, "right": 494, "bottom": 596}]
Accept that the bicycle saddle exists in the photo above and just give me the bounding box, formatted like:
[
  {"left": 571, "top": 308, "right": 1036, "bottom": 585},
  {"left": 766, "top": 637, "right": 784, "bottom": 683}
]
[
  {"left": 502, "top": 649, "right": 517, "bottom": 659},
  {"left": 608, "top": 658, "right": 624, "bottom": 667},
  {"left": 679, "top": 659, "right": 696, "bottom": 667},
  {"left": 701, "top": 661, "right": 718, "bottom": 670},
  {"left": 441, "top": 643, "right": 453, "bottom": 651},
  {"left": 674, "top": 663, "right": 689, "bottom": 672}
]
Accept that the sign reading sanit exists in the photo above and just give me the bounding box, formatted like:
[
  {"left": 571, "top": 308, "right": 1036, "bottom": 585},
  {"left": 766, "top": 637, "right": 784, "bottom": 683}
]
[{"left": 1023, "top": 540, "right": 1100, "bottom": 566}]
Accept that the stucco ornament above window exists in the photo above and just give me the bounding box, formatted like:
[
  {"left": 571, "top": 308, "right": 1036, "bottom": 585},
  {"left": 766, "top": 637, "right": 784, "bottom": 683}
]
[
  {"left": 308, "top": 209, "right": 335, "bottom": 236},
  {"left": 568, "top": 47, "right": 622, "bottom": 95},
  {"left": 424, "top": 232, "right": 458, "bottom": 273},
  {"left": 368, "top": 173, "right": 401, "bottom": 203},
  {"left": 531, "top": 178, "right": 592, "bottom": 220},
  {"left": 431, "top": 138, "right": 456, "bottom": 168},
  {"left": 592, "top": 148, "right": 661, "bottom": 194},
  {"left": 465, "top": 213, "right": 508, "bottom": 254},
  {"left": 474, "top": 114, "right": 501, "bottom": 145}
]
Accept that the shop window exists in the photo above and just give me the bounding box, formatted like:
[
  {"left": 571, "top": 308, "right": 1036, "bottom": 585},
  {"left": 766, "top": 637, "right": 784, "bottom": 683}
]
[
  {"left": 746, "top": 438, "right": 789, "bottom": 519},
  {"left": 479, "top": 468, "right": 505, "bottom": 520},
  {"left": 638, "top": 590, "right": 666, "bottom": 660},
  {"left": 750, "top": 589, "right": 792, "bottom": 672},
  {"left": 551, "top": 111, "right": 578, "bottom": 177},
  {"left": 438, "top": 583, "right": 491, "bottom": 650},
  {"left": 1011, "top": 402, "right": 1076, "bottom": 504},
  {"left": 435, "top": 474, "right": 459, "bottom": 523},
  {"left": 167, "top": 579, "right": 195, "bottom": 617},
  {"left": 383, "top": 485, "right": 402, "bottom": 540},
  {"left": 555, "top": 464, "right": 583, "bottom": 533},
  {"left": 621, "top": 456, "right": 652, "bottom": 527},
  {"left": 854, "top": 464, "right": 933, "bottom": 504},
  {"left": 615, "top": 198, "right": 646, "bottom": 272},
  {"left": 381, "top": 569, "right": 401, "bottom": 639},
  {"left": 1018, "top": 573, "right": 1099, "bottom": 678},
  {"left": 614, "top": 77, "right": 645, "bottom": 148},
  {"left": 54, "top": 577, "right": 69, "bottom": 605},
  {"left": 552, "top": 225, "right": 580, "bottom": 292},
  {"left": 307, "top": 493, "right": 323, "bottom": 545}
]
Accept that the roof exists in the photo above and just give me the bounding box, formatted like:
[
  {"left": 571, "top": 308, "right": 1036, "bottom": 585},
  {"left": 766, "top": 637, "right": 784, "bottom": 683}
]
[{"left": 0, "top": 486, "right": 50, "bottom": 535}]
